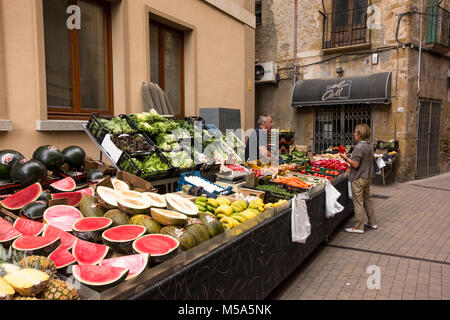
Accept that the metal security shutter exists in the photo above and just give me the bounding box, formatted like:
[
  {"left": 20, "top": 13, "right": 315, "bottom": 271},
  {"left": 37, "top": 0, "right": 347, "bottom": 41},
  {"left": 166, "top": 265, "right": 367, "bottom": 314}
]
[
  {"left": 314, "top": 104, "right": 371, "bottom": 153},
  {"left": 416, "top": 99, "right": 442, "bottom": 178}
]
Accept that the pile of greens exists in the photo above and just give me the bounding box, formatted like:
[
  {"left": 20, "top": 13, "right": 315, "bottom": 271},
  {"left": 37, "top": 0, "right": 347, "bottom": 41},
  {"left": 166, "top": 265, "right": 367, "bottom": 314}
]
[
  {"left": 280, "top": 150, "right": 310, "bottom": 165},
  {"left": 97, "top": 117, "right": 135, "bottom": 135},
  {"left": 111, "top": 134, "right": 153, "bottom": 154},
  {"left": 163, "top": 150, "right": 194, "bottom": 169},
  {"left": 127, "top": 153, "right": 169, "bottom": 174},
  {"left": 130, "top": 110, "right": 178, "bottom": 136},
  {"left": 156, "top": 133, "right": 179, "bottom": 152},
  {"left": 175, "top": 120, "right": 194, "bottom": 138},
  {"left": 254, "top": 184, "right": 296, "bottom": 198}
]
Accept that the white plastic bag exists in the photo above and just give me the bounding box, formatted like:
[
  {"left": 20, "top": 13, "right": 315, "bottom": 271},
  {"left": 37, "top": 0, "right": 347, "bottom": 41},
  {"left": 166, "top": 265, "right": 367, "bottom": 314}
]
[
  {"left": 325, "top": 182, "right": 344, "bottom": 218},
  {"left": 291, "top": 193, "right": 311, "bottom": 243},
  {"left": 348, "top": 181, "right": 353, "bottom": 199}
]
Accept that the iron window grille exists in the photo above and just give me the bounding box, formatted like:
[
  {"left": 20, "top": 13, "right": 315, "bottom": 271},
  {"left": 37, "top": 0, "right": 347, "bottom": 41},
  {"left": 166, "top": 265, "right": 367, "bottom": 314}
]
[
  {"left": 426, "top": 3, "right": 449, "bottom": 48},
  {"left": 322, "top": 0, "right": 370, "bottom": 49},
  {"left": 314, "top": 104, "right": 372, "bottom": 153}
]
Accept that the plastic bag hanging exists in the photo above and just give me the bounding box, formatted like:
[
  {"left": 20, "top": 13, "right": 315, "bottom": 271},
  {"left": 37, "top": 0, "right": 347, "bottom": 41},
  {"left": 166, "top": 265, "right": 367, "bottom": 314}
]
[
  {"left": 325, "top": 181, "right": 344, "bottom": 219},
  {"left": 291, "top": 193, "right": 311, "bottom": 243}
]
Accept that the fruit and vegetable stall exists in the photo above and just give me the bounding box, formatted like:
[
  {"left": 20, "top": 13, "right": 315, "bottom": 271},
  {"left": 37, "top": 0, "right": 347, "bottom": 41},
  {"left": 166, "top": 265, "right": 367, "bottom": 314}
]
[{"left": 0, "top": 111, "right": 354, "bottom": 300}]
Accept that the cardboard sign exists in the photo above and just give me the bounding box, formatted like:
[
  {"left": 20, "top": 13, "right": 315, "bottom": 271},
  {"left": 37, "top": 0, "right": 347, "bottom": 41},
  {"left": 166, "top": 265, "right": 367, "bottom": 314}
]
[
  {"left": 101, "top": 134, "right": 123, "bottom": 164},
  {"left": 116, "top": 171, "right": 157, "bottom": 193}
]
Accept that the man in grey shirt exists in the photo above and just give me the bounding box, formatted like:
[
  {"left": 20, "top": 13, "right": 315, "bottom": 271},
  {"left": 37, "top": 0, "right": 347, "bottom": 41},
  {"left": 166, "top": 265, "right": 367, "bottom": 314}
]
[{"left": 341, "top": 124, "right": 377, "bottom": 234}]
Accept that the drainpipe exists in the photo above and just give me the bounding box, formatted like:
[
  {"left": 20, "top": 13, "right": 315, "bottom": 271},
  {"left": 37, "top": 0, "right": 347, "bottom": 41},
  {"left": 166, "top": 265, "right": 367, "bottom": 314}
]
[
  {"left": 417, "top": 0, "right": 424, "bottom": 96},
  {"left": 293, "top": 0, "right": 298, "bottom": 86}
]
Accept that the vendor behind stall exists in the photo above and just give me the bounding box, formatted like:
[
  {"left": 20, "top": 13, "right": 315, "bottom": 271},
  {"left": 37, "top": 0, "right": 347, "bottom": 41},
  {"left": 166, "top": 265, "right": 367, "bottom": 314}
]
[{"left": 245, "top": 115, "right": 275, "bottom": 164}]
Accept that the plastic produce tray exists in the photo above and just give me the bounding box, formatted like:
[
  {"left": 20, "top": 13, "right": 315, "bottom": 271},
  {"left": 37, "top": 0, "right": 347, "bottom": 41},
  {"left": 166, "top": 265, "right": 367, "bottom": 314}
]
[
  {"left": 86, "top": 113, "right": 133, "bottom": 144},
  {"left": 176, "top": 171, "right": 233, "bottom": 199},
  {"left": 117, "top": 149, "right": 176, "bottom": 182}
]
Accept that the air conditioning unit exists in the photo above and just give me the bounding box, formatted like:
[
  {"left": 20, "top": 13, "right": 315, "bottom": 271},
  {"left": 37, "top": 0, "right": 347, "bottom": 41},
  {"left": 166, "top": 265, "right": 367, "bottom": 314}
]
[{"left": 255, "top": 62, "right": 278, "bottom": 84}]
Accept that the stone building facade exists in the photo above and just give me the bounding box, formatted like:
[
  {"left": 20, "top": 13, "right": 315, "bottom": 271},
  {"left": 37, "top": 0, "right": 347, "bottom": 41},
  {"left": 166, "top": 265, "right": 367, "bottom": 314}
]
[{"left": 255, "top": 0, "right": 449, "bottom": 181}]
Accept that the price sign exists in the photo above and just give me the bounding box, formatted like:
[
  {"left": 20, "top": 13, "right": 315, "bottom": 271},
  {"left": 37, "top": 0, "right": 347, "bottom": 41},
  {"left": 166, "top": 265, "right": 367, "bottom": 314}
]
[{"left": 101, "top": 134, "right": 123, "bottom": 164}]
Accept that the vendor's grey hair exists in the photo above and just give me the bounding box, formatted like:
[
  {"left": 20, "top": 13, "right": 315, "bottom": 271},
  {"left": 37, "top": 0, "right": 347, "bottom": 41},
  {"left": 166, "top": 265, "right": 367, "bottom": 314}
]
[{"left": 257, "top": 115, "right": 270, "bottom": 128}]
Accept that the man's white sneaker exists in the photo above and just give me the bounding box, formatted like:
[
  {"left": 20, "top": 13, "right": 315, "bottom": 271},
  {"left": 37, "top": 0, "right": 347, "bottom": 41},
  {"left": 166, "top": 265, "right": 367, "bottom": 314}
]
[
  {"left": 345, "top": 227, "right": 364, "bottom": 234},
  {"left": 365, "top": 224, "right": 378, "bottom": 230}
]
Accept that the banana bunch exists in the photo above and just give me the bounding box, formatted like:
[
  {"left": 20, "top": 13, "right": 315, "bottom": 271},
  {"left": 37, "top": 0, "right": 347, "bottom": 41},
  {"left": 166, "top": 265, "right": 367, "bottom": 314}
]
[
  {"left": 219, "top": 216, "right": 241, "bottom": 229},
  {"left": 231, "top": 200, "right": 248, "bottom": 213},
  {"left": 273, "top": 199, "right": 288, "bottom": 208},
  {"left": 248, "top": 198, "right": 265, "bottom": 213},
  {"left": 216, "top": 197, "right": 231, "bottom": 206},
  {"left": 215, "top": 205, "right": 234, "bottom": 217},
  {"left": 194, "top": 197, "right": 208, "bottom": 212}
]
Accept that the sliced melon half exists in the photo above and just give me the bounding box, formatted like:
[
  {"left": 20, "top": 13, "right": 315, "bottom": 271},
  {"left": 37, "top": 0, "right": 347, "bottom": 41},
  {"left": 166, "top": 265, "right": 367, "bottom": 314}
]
[
  {"left": 117, "top": 196, "right": 151, "bottom": 216},
  {"left": 150, "top": 208, "right": 187, "bottom": 226},
  {"left": 165, "top": 193, "right": 199, "bottom": 216},
  {"left": 142, "top": 192, "right": 167, "bottom": 208},
  {"left": 111, "top": 178, "right": 130, "bottom": 192},
  {"left": 96, "top": 186, "right": 119, "bottom": 210}
]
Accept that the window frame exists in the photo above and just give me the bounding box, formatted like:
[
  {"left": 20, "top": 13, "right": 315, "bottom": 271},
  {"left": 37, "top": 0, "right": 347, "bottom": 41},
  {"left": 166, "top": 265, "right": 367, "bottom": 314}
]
[
  {"left": 324, "top": 0, "right": 369, "bottom": 49},
  {"left": 149, "top": 19, "right": 185, "bottom": 118},
  {"left": 255, "top": 1, "right": 262, "bottom": 25},
  {"left": 45, "top": 0, "right": 114, "bottom": 120}
]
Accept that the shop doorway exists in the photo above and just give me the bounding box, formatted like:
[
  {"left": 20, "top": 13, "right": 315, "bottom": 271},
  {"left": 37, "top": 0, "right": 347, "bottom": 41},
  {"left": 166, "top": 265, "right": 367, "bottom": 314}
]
[
  {"left": 314, "top": 104, "right": 371, "bottom": 153},
  {"left": 416, "top": 99, "right": 442, "bottom": 179}
]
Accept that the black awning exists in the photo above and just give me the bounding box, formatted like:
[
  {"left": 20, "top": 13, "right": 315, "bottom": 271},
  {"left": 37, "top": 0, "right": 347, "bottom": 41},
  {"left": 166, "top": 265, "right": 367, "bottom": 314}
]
[{"left": 292, "top": 72, "right": 392, "bottom": 107}]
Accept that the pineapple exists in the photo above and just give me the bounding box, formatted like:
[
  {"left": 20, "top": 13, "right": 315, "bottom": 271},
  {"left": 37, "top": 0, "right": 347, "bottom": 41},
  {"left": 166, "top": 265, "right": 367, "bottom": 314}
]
[
  {"left": 19, "top": 256, "right": 57, "bottom": 278},
  {"left": 3, "top": 268, "right": 50, "bottom": 297},
  {"left": 0, "top": 277, "right": 15, "bottom": 300},
  {"left": 41, "top": 278, "right": 80, "bottom": 300}
]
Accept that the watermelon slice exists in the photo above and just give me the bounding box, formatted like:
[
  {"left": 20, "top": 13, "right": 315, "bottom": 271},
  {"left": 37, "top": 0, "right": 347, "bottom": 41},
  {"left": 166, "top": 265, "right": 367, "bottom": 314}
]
[
  {"left": 12, "top": 235, "right": 61, "bottom": 256},
  {"left": 0, "top": 217, "right": 22, "bottom": 247},
  {"left": 80, "top": 187, "right": 94, "bottom": 196},
  {"left": 42, "top": 224, "right": 77, "bottom": 250},
  {"left": 12, "top": 218, "right": 46, "bottom": 236},
  {"left": 0, "top": 183, "right": 42, "bottom": 211},
  {"left": 51, "top": 191, "right": 83, "bottom": 207},
  {"left": 72, "top": 239, "right": 109, "bottom": 265},
  {"left": 51, "top": 187, "right": 94, "bottom": 206},
  {"left": 72, "top": 265, "right": 129, "bottom": 289},
  {"left": 100, "top": 254, "right": 149, "bottom": 281},
  {"left": 102, "top": 225, "right": 146, "bottom": 254},
  {"left": 50, "top": 177, "right": 76, "bottom": 192},
  {"left": 48, "top": 246, "right": 77, "bottom": 270},
  {"left": 43, "top": 205, "right": 83, "bottom": 232},
  {"left": 72, "top": 217, "right": 113, "bottom": 243},
  {"left": 132, "top": 234, "right": 180, "bottom": 265}
]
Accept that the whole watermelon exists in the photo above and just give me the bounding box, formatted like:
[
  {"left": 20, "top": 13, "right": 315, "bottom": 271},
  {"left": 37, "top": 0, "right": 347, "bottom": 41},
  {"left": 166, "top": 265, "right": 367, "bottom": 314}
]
[
  {"left": 0, "top": 150, "right": 25, "bottom": 180},
  {"left": 33, "top": 145, "right": 65, "bottom": 171},
  {"left": 10, "top": 158, "right": 47, "bottom": 186},
  {"left": 62, "top": 146, "right": 86, "bottom": 170}
]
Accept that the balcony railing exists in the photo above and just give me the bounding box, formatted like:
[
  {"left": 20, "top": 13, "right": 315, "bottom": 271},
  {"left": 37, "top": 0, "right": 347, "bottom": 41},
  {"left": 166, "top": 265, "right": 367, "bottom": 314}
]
[
  {"left": 426, "top": 5, "right": 449, "bottom": 49},
  {"left": 322, "top": 5, "right": 369, "bottom": 49}
]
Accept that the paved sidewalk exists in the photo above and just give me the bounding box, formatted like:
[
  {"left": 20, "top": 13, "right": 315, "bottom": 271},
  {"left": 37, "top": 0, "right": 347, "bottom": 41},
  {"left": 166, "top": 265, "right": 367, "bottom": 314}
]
[{"left": 268, "top": 173, "right": 450, "bottom": 300}]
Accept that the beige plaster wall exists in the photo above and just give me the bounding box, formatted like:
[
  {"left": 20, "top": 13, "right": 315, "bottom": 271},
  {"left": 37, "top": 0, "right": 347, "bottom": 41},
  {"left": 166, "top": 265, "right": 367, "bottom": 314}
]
[{"left": 0, "top": 0, "right": 255, "bottom": 160}]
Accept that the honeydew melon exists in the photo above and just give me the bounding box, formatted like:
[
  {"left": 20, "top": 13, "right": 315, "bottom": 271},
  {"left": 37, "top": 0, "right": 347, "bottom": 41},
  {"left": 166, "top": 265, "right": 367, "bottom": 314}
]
[{"left": 165, "top": 193, "right": 198, "bottom": 216}]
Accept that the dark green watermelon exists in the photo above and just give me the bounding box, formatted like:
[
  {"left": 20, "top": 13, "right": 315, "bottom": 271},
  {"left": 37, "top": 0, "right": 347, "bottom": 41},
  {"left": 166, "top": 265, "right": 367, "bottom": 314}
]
[
  {"left": 37, "top": 190, "right": 52, "bottom": 203},
  {"left": 33, "top": 145, "right": 64, "bottom": 171},
  {"left": 20, "top": 200, "right": 49, "bottom": 220},
  {"left": 87, "top": 169, "right": 104, "bottom": 182},
  {"left": 10, "top": 158, "right": 48, "bottom": 186},
  {"left": 0, "top": 150, "right": 25, "bottom": 180},
  {"left": 62, "top": 146, "right": 86, "bottom": 170}
]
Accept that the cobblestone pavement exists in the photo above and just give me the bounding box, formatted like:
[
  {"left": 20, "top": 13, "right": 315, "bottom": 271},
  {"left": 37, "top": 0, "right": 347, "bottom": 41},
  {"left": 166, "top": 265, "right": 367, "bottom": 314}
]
[{"left": 268, "top": 173, "right": 450, "bottom": 300}]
